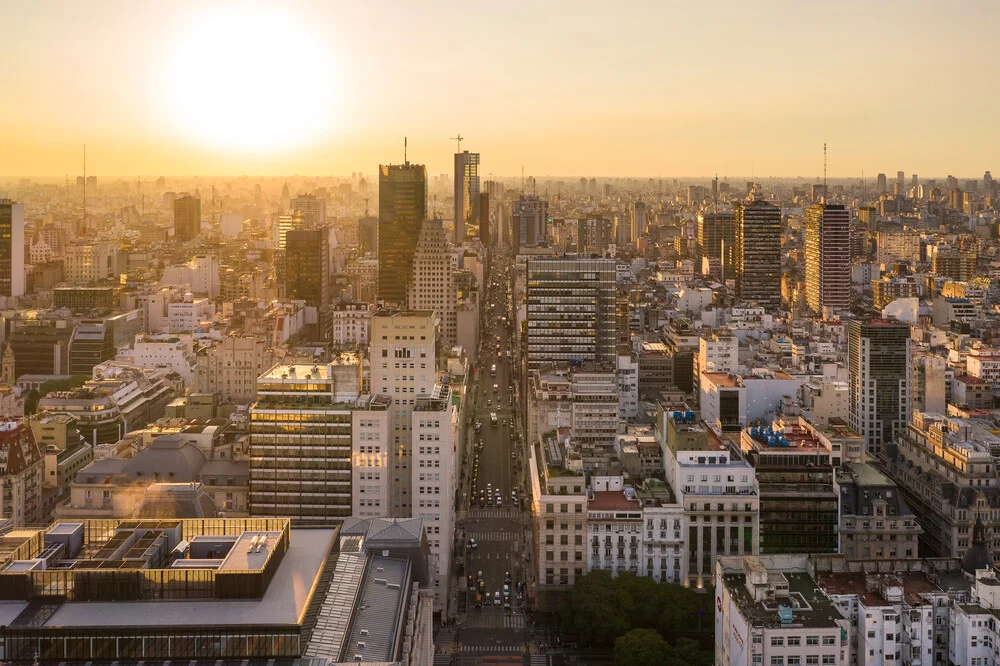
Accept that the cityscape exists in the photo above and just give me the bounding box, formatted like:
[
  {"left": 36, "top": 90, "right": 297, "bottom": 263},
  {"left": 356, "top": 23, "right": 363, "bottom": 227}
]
[{"left": 1, "top": 2, "right": 999, "bottom": 666}]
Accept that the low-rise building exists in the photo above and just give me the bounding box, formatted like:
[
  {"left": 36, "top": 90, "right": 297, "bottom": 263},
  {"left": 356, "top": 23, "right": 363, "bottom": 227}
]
[
  {"left": 837, "top": 462, "right": 922, "bottom": 563},
  {"left": 0, "top": 420, "right": 43, "bottom": 526},
  {"left": 716, "top": 555, "right": 850, "bottom": 666}
]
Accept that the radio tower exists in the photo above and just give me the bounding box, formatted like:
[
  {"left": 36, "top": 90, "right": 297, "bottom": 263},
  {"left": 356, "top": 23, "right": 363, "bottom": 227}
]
[
  {"left": 81, "top": 144, "right": 87, "bottom": 236},
  {"left": 822, "top": 142, "right": 827, "bottom": 204}
]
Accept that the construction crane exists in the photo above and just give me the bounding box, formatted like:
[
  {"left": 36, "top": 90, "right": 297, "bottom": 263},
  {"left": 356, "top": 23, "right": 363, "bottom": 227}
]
[{"left": 450, "top": 134, "right": 464, "bottom": 153}]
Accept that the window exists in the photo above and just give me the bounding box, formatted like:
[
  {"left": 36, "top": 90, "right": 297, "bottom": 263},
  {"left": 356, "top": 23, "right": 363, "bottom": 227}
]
[
  {"left": 822, "top": 636, "right": 835, "bottom": 646},
  {"left": 787, "top": 658, "right": 800, "bottom": 666},
  {"left": 822, "top": 658, "right": 835, "bottom": 665},
  {"left": 770, "top": 658, "right": 784, "bottom": 666},
  {"left": 787, "top": 637, "right": 800, "bottom": 646},
  {"left": 806, "top": 636, "right": 819, "bottom": 646},
  {"left": 770, "top": 637, "right": 783, "bottom": 647},
  {"left": 806, "top": 658, "right": 818, "bottom": 665}
]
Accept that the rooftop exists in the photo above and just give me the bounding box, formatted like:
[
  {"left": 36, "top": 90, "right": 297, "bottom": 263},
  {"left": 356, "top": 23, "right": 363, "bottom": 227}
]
[
  {"left": 723, "top": 570, "right": 845, "bottom": 630},
  {"left": 588, "top": 490, "right": 641, "bottom": 513},
  {"left": 816, "top": 571, "right": 946, "bottom": 606}
]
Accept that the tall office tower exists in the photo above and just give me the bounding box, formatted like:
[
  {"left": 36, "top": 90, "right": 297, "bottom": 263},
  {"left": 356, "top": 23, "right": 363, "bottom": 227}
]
[
  {"left": 804, "top": 204, "right": 851, "bottom": 315},
  {"left": 250, "top": 357, "right": 384, "bottom": 525},
  {"left": 0, "top": 200, "right": 25, "bottom": 298},
  {"left": 378, "top": 163, "right": 427, "bottom": 306},
  {"left": 896, "top": 171, "right": 905, "bottom": 190},
  {"left": 848, "top": 319, "right": 910, "bottom": 453},
  {"left": 408, "top": 219, "right": 457, "bottom": 348},
  {"left": 358, "top": 216, "right": 378, "bottom": 254},
  {"left": 576, "top": 218, "right": 613, "bottom": 254},
  {"left": 876, "top": 173, "right": 887, "bottom": 194},
  {"left": 734, "top": 197, "right": 782, "bottom": 310},
  {"left": 588, "top": 178, "right": 597, "bottom": 195},
  {"left": 173, "top": 195, "right": 201, "bottom": 242},
  {"left": 911, "top": 174, "right": 919, "bottom": 189},
  {"left": 512, "top": 195, "right": 549, "bottom": 250},
  {"left": 985, "top": 171, "right": 993, "bottom": 192},
  {"left": 630, "top": 201, "right": 648, "bottom": 240},
  {"left": 525, "top": 257, "right": 616, "bottom": 370},
  {"left": 478, "top": 192, "right": 490, "bottom": 248},
  {"left": 369, "top": 311, "right": 437, "bottom": 516},
  {"left": 614, "top": 215, "right": 632, "bottom": 246},
  {"left": 697, "top": 211, "right": 736, "bottom": 278},
  {"left": 289, "top": 193, "right": 327, "bottom": 228},
  {"left": 453, "top": 151, "right": 480, "bottom": 244},
  {"left": 279, "top": 182, "right": 291, "bottom": 213},
  {"left": 285, "top": 227, "right": 330, "bottom": 308}
]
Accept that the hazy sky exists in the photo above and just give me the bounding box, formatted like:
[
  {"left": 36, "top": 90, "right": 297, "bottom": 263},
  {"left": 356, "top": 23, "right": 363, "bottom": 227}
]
[{"left": 1, "top": 0, "right": 996, "bottom": 179}]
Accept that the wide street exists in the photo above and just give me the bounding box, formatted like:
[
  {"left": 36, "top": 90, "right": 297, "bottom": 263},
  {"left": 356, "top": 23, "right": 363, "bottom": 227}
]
[{"left": 437, "top": 260, "right": 547, "bottom": 665}]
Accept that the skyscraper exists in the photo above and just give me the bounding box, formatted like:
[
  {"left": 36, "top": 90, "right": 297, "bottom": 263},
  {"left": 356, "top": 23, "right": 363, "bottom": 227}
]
[
  {"left": 285, "top": 227, "right": 330, "bottom": 309},
  {"left": 848, "top": 319, "right": 910, "bottom": 453},
  {"left": 478, "top": 192, "right": 490, "bottom": 248},
  {"left": 577, "top": 218, "right": 613, "bottom": 254},
  {"left": 290, "top": 193, "right": 327, "bottom": 228},
  {"left": 734, "top": 197, "right": 782, "bottom": 310},
  {"left": 378, "top": 163, "right": 427, "bottom": 306},
  {"left": 0, "top": 199, "right": 25, "bottom": 298},
  {"left": 173, "top": 194, "right": 201, "bottom": 242},
  {"left": 512, "top": 195, "right": 549, "bottom": 250},
  {"left": 525, "top": 257, "right": 616, "bottom": 370},
  {"left": 453, "top": 151, "right": 480, "bottom": 245},
  {"left": 697, "top": 211, "right": 735, "bottom": 278},
  {"left": 804, "top": 204, "right": 851, "bottom": 315},
  {"left": 876, "top": 173, "right": 887, "bottom": 194},
  {"left": 630, "top": 201, "right": 648, "bottom": 240},
  {"left": 408, "top": 219, "right": 457, "bottom": 348}
]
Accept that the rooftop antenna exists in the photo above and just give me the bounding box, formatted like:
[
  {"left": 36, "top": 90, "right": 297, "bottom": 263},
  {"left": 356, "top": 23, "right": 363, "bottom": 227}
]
[
  {"left": 404, "top": 137, "right": 408, "bottom": 165},
  {"left": 82, "top": 143, "right": 86, "bottom": 234},
  {"left": 521, "top": 166, "right": 524, "bottom": 191},
  {"left": 822, "top": 142, "right": 827, "bottom": 204},
  {"left": 450, "top": 133, "right": 464, "bottom": 153}
]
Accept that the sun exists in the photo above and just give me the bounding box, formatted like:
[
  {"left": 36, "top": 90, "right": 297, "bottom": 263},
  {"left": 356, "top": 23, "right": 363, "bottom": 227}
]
[{"left": 162, "top": 7, "right": 336, "bottom": 153}]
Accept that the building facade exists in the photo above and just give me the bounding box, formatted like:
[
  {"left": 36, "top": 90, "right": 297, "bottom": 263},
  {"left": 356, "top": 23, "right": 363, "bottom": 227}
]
[
  {"left": 378, "top": 163, "right": 427, "bottom": 306},
  {"left": 847, "top": 319, "right": 910, "bottom": 453},
  {"left": 805, "top": 204, "right": 851, "bottom": 315},
  {"left": 734, "top": 197, "right": 782, "bottom": 310}
]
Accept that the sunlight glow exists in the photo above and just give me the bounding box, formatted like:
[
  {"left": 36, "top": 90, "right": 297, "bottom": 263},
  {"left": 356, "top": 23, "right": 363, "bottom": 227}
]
[{"left": 162, "top": 7, "right": 336, "bottom": 153}]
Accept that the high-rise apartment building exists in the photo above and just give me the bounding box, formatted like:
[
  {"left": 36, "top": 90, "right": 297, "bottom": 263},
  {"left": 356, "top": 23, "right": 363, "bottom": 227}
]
[
  {"left": 289, "top": 193, "right": 327, "bottom": 228},
  {"left": 369, "top": 311, "right": 437, "bottom": 516},
  {"left": 525, "top": 257, "right": 616, "bottom": 370},
  {"left": 804, "top": 203, "right": 851, "bottom": 315},
  {"left": 734, "top": 197, "right": 782, "bottom": 310},
  {"left": 173, "top": 194, "right": 201, "bottom": 242},
  {"left": 576, "top": 218, "right": 614, "bottom": 254},
  {"left": 0, "top": 200, "right": 24, "bottom": 298},
  {"left": 249, "top": 357, "right": 388, "bottom": 525},
  {"left": 408, "top": 219, "right": 457, "bottom": 349},
  {"left": 453, "top": 151, "right": 479, "bottom": 244},
  {"left": 877, "top": 172, "right": 887, "bottom": 194},
  {"left": 479, "top": 192, "right": 490, "bottom": 248},
  {"left": 378, "top": 163, "right": 427, "bottom": 305},
  {"left": 697, "top": 211, "right": 735, "bottom": 279},
  {"left": 848, "top": 319, "right": 910, "bottom": 453},
  {"left": 513, "top": 195, "right": 549, "bottom": 249},
  {"left": 630, "top": 201, "right": 648, "bottom": 240}
]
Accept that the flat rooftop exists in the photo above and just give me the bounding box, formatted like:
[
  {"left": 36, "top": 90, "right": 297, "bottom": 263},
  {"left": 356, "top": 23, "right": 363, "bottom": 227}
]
[
  {"left": 723, "top": 571, "right": 845, "bottom": 630},
  {"left": 816, "top": 571, "right": 945, "bottom": 606},
  {"left": 41, "top": 528, "right": 335, "bottom": 628}
]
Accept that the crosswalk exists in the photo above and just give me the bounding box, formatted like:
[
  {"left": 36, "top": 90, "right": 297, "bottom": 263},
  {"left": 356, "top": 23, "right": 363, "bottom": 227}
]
[
  {"left": 465, "top": 613, "right": 527, "bottom": 628},
  {"left": 433, "top": 654, "right": 452, "bottom": 665},
  {"left": 468, "top": 530, "right": 519, "bottom": 542},
  {"left": 531, "top": 656, "right": 549, "bottom": 666},
  {"left": 469, "top": 508, "right": 520, "bottom": 519},
  {"left": 459, "top": 644, "right": 524, "bottom": 653}
]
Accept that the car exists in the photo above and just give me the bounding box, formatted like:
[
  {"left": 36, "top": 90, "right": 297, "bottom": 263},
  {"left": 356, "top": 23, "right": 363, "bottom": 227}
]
[
  {"left": 503, "top": 583, "right": 510, "bottom": 596},
  {"left": 504, "top": 571, "right": 512, "bottom": 584},
  {"left": 487, "top": 398, "right": 491, "bottom": 406},
  {"left": 475, "top": 594, "right": 482, "bottom": 608},
  {"left": 494, "top": 591, "right": 501, "bottom": 606},
  {"left": 496, "top": 497, "right": 502, "bottom": 506},
  {"left": 504, "top": 601, "right": 512, "bottom": 613},
  {"left": 493, "top": 383, "right": 498, "bottom": 392},
  {"left": 469, "top": 538, "right": 478, "bottom": 550}
]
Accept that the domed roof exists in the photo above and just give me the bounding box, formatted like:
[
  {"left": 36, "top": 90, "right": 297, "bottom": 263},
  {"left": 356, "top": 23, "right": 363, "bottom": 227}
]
[{"left": 962, "top": 514, "right": 993, "bottom": 574}]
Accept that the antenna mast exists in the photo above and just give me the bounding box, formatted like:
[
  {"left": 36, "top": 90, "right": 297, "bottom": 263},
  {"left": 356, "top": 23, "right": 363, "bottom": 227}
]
[
  {"left": 404, "top": 137, "right": 408, "bottom": 165},
  {"left": 823, "top": 142, "right": 827, "bottom": 204},
  {"left": 82, "top": 143, "right": 86, "bottom": 234}
]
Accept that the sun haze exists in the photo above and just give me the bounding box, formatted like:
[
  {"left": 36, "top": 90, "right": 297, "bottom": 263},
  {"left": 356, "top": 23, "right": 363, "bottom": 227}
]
[{"left": 0, "top": 0, "right": 997, "bottom": 177}]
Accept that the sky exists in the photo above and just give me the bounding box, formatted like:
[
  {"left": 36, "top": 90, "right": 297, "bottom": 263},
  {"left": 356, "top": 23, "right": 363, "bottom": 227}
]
[{"left": 0, "top": 0, "right": 997, "bottom": 179}]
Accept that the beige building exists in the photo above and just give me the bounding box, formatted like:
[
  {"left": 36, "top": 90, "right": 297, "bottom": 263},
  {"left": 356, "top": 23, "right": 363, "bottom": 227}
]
[
  {"left": 837, "top": 461, "right": 922, "bottom": 563},
  {"left": 193, "top": 335, "right": 276, "bottom": 405},
  {"left": 408, "top": 220, "right": 458, "bottom": 349},
  {"left": 529, "top": 430, "right": 588, "bottom": 590},
  {"left": 369, "top": 311, "right": 437, "bottom": 517},
  {"left": 63, "top": 240, "right": 119, "bottom": 284}
]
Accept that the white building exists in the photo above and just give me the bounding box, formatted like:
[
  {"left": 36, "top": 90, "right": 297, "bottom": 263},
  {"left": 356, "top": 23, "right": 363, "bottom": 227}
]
[
  {"left": 967, "top": 344, "right": 1000, "bottom": 394},
  {"left": 658, "top": 409, "right": 759, "bottom": 587},
  {"left": 192, "top": 335, "right": 275, "bottom": 405},
  {"left": 800, "top": 380, "right": 850, "bottom": 426},
  {"left": 715, "top": 555, "right": 850, "bottom": 666},
  {"left": 617, "top": 350, "right": 639, "bottom": 419},
  {"left": 408, "top": 220, "right": 458, "bottom": 349},
  {"left": 159, "top": 254, "right": 221, "bottom": 299},
  {"left": 121, "top": 334, "right": 195, "bottom": 382},
  {"left": 700, "top": 371, "right": 800, "bottom": 431},
  {"left": 412, "top": 385, "right": 458, "bottom": 614},
  {"left": 699, "top": 330, "right": 740, "bottom": 389},
  {"left": 369, "top": 310, "right": 437, "bottom": 517},
  {"left": 351, "top": 400, "right": 392, "bottom": 519},
  {"left": 331, "top": 302, "right": 372, "bottom": 348},
  {"left": 167, "top": 295, "right": 213, "bottom": 332},
  {"left": 585, "top": 483, "right": 644, "bottom": 577},
  {"left": 2, "top": 200, "right": 25, "bottom": 298}
]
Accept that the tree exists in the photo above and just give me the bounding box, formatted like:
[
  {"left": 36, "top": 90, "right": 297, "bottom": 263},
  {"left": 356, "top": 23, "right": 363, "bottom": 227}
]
[
  {"left": 562, "top": 570, "right": 631, "bottom": 647},
  {"left": 613, "top": 628, "right": 669, "bottom": 666},
  {"left": 24, "top": 375, "right": 88, "bottom": 415}
]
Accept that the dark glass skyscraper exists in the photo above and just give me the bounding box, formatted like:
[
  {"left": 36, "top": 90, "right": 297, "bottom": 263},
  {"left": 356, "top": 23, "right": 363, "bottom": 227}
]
[
  {"left": 285, "top": 227, "right": 330, "bottom": 309},
  {"left": 173, "top": 194, "right": 201, "bottom": 242},
  {"left": 734, "top": 197, "right": 782, "bottom": 310},
  {"left": 378, "top": 163, "right": 427, "bottom": 306},
  {"left": 453, "top": 151, "right": 479, "bottom": 245},
  {"left": 848, "top": 319, "right": 910, "bottom": 453}
]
